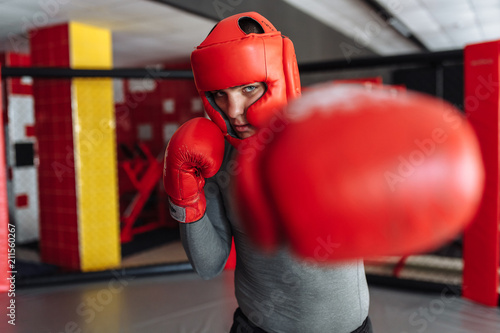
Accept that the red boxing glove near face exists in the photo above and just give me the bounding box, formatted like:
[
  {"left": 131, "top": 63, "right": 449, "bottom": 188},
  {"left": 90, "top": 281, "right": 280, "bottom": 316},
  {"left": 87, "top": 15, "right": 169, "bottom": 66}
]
[
  {"left": 163, "top": 117, "right": 225, "bottom": 223},
  {"left": 234, "top": 84, "right": 485, "bottom": 261}
]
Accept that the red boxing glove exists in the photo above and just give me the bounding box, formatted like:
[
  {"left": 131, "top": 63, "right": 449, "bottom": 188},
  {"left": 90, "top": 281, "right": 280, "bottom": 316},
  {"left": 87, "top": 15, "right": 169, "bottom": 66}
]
[
  {"left": 235, "top": 84, "right": 485, "bottom": 261},
  {"left": 163, "top": 117, "right": 225, "bottom": 223}
]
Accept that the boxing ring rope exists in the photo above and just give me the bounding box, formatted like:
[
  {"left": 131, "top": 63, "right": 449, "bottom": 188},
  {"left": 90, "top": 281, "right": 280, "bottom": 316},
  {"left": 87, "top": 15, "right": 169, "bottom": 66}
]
[
  {"left": 1, "top": 67, "right": 194, "bottom": 79},
  {"left": 298, "top": 49, "right": 463, "bottom": 72},
  {"left": 1, "top": 48, "right": 498, "bottom": 308},
  {"left": 1, "top": 49, "right": 462, "bottom": 79}
]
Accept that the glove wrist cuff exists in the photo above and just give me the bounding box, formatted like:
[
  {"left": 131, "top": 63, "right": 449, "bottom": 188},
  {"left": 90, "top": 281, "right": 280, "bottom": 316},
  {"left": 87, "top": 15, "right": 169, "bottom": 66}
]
[{"left": 168, "top": 195, "right": 206, "bottom": 223}]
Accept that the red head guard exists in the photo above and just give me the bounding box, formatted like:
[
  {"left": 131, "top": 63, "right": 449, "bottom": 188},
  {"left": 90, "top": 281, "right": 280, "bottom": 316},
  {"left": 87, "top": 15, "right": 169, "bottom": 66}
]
[{"left": 191, "top": 12, "right": 301, "bottom": 147}]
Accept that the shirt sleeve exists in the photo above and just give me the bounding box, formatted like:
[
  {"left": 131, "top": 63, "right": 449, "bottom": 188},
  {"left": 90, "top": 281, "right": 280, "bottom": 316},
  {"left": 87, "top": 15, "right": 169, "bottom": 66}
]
[{"left": 179, "top": 175, "right": 233, "bottom": 280}]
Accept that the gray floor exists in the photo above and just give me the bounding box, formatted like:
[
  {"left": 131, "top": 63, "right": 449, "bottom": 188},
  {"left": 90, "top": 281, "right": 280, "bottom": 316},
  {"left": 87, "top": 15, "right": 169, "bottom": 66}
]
[{"left": 8, "top": 270, "right": 500, "bottom": 333}]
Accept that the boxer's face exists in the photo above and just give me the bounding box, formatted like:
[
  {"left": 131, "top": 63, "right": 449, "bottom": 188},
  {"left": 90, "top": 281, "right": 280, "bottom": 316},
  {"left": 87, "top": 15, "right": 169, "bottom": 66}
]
[{"left": 211, "top": 82, "right": 265, "bottom": 139}]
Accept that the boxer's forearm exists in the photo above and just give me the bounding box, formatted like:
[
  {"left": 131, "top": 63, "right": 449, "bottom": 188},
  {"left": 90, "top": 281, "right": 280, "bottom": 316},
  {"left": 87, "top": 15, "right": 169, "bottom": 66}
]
[{"left": 179, "top": 179, "right": 233, "bottom": 280}]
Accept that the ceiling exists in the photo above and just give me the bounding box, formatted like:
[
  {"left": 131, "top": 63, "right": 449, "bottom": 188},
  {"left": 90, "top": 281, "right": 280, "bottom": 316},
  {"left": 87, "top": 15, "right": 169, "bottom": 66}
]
[
  {"left": 0, "top": 0, "right": 499, "bottom": 68},
  {"left": 284, "top": 0, "right": 500, "bottom": 54}
]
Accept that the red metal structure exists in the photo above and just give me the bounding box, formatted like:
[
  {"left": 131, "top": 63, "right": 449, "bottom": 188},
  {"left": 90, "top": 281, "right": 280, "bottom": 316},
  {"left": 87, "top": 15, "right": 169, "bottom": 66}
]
[
  {"left": 119, "top": 143, "right": 168, "bottom": 243},
  {"left": 463, "top": 40, "right": 500, "bottom": 307}
]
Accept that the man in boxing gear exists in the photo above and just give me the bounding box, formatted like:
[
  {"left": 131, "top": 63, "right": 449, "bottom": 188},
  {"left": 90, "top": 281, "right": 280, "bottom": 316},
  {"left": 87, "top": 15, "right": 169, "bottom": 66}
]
[{"left": 164, "top": 12, "right": 372, "bottom": 333}]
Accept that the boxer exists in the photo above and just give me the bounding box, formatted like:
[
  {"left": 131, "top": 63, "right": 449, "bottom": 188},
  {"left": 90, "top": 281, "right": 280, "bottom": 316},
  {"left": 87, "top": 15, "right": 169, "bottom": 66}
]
[
  {"left": 163, "top": 11, "right": 484, "bottom": 333},
  {"left": 164, "top": 12, "right": 371, "bottom": 333}
]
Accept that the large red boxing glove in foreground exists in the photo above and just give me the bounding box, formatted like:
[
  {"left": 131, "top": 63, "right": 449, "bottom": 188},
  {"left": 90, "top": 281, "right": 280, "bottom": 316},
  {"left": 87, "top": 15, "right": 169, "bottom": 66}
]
[
  {"left": 234, "top": 84, "right": 485, "bottom": 261},
  {"left": 163, "top": 117, "right": 225, "bottom": 223}
]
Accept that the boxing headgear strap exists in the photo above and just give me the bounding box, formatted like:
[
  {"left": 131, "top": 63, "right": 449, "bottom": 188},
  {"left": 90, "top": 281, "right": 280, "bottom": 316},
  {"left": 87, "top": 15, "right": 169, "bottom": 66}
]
[{"left": 191, "top": 12, "right": 301, "bottom": 148}]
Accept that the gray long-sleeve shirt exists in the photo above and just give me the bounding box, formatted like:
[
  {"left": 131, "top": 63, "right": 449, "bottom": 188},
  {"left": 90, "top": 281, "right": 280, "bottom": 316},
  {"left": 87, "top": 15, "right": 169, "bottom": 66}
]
[{"left": 180, "top": 143, "right": 370, "bottom": 333}]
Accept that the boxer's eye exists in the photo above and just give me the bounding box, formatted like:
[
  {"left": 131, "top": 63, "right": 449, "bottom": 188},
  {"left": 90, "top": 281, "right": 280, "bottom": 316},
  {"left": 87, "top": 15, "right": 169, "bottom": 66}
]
[
  {"left": 212, "top": 90, "right": 226, "bottom": 98},
  {"left": 242, "top": 85, "right": 257, "bottom": 93},
  {"left": 242, "top": 85, "right": 259, "bottom": 94}
]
